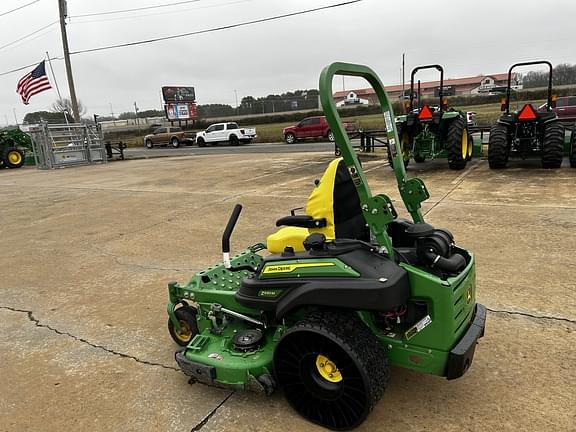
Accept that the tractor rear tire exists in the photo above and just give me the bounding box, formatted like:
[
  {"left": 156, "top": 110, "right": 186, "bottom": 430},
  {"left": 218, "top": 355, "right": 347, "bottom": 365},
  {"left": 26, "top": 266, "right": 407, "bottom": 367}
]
[
  {"left": 3, "top": 147, "right": 25, "bottom": 169},
  {"left": 488, "top": 124, "right": 509, "bottom": 169},
  {"left": 541, "top": 122, "right": 564, "bottom": 169},
  {"left": 388, "top": 126, "right": 410, "bottom": 169},
  {"left": 569, "top": 128, "right": 576, "bottom": 168},
  {"left": 446, "top": 117, "right": 468, "bottom": 170},
  {"left": 168, "top": 307, "right": 199, "bottom": 347},
  {"left": 274, "top": 311, "right": 389, "bottom": 430}
]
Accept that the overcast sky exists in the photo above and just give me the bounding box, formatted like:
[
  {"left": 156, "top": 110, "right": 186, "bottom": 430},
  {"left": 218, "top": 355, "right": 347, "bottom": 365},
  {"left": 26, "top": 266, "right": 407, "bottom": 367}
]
[{"left": 1, "top": 0, "right": 575, "bottom": 124}]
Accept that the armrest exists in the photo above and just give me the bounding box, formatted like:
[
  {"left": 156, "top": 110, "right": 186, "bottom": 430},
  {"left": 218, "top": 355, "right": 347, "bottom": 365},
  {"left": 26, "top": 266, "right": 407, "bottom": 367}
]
[{"left": 275, "top": 215, "right": 327, "bottom": 228}]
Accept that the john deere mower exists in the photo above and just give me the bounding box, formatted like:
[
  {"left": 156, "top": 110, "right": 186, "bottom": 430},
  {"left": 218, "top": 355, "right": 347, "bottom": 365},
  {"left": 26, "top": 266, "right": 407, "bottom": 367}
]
[
  {"left": 488, "top": 61, "right": 565, "bottom": 169},
  {"left": 393, "top": 64, "right": 478, "bottom": 170},
  {"left": 166, "top": 63, "right": 485, "bottom": 430}
]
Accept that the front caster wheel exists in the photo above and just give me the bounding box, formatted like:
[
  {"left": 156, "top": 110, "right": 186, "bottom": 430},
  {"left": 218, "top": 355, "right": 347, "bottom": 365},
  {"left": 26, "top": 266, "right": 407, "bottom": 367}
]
[{"left": 168, "top": 307, "right": 198, "bottom": 346}]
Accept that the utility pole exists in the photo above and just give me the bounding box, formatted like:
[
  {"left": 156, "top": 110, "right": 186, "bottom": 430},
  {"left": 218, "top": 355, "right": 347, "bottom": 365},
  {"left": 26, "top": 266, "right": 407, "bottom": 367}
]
[
  {"left": 109, "top": 103, "right": 116, "bottom": 126},
  {"left": 134, "top": 102, "right": 141, "bottom": 134},
  {"left": 58, "top": 0, "right": 80, "bottom": 122}
]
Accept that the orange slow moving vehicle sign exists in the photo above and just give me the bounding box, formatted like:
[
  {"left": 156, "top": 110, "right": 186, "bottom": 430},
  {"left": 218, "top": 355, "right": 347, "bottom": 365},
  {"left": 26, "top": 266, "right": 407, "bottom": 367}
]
[
  {"left": 418, "top": 104, "right": 434, "bottom": 121},
  {"left": 517, "top": 103, "right": 537, "bottom": 121}
]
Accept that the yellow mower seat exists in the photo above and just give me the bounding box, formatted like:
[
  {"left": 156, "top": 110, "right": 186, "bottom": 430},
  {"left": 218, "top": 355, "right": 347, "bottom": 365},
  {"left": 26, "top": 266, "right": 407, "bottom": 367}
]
[{"left": 266, "top": 158, "right": 366, "bottom": 253}]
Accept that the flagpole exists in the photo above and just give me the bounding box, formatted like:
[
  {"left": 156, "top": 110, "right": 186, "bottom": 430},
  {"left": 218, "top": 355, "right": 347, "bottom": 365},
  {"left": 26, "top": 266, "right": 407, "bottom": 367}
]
[
  {"left": 46, "top": 51, "right": 70, "bottom": 126},
  {"left": 46, "top": 52, "right": 62, "bottom": 100}
]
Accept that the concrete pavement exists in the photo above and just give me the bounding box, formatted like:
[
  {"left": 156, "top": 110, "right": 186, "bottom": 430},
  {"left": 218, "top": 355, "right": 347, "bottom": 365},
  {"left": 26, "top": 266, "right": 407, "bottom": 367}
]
[{"left": 1, "top": 154, "right": 575, "bottom": 431}]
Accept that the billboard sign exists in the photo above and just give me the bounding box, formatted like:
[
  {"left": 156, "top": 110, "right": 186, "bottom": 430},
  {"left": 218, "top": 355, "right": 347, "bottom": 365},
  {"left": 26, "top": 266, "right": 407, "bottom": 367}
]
[
  {"left": 166, "top": 102, "right": 198, "bottom": 121},
  {"left": 162, "top": 86, "right": 196, "bottom": 102}
]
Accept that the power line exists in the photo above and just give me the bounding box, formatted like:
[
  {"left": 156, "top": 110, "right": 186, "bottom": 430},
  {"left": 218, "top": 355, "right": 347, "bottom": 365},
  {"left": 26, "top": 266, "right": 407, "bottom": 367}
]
[
  {"left": 71, "top": 0, "right": 203, "bottom": 18},
  {"left": 0, "top": 1, "right": 362, "bottom": 77},
  {"left": 0, "top": 20, "right": 58, "bottom": 52},
  {"left": 69, "top": 0, "right": 256, "bottom": 25},
  {"left": 0, "top": 0, "right": 41, "bottom": 18},
  {"left": 0, "top": 56, "right": 62, "bottom": 77},
  {"left": 69, "top": 0, "right": 362, "bottom": 55}
]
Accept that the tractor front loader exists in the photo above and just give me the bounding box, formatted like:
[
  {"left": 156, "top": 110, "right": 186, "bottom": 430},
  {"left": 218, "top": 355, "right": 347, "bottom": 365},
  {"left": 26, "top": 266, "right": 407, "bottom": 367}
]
[
  {"left": 393, "top": 64, "right": 478, "bottom": 170},
  {"left": 165, "top": 63, "right": 486, "bottom": 430},
  {"left": 488, "top": 60, "right": 566, "bottom": 169}
]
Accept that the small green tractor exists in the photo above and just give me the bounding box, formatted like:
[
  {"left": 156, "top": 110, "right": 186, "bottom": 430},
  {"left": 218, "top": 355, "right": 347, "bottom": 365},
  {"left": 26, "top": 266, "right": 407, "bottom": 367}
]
[
  {"left": 488, "top": 61, "right": 566, "bottom": 169},
  {"left": 165, "top": 63, "right": 485, "bottom": 430},
  {"left": 0, "top": 128, "right": 31, "bottom": 169},
  {"left": 393, "top": 64, "right": 477, "bottom": 170}
]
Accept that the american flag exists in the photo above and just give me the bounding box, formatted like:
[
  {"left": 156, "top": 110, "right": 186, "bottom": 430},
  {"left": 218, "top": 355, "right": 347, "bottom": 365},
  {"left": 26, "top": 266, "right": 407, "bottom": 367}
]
[{"left": 16, "top": 60, "right": 52, "bottom": 105}]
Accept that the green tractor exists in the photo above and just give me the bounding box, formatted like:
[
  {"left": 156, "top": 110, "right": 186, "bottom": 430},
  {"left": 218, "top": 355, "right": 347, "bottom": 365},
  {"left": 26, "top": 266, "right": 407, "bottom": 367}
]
[
  {"left": 0, "top": 128, "right": 31, "bottom": 169},
  {"left": 166, "top": 63, "right": 485, "bottom": 430},
  {"left": 393, "top": 64, "right": 476, "bottom": 170},
  {"left": 488, "top": 61, "right": 565, "bottom": 169}
]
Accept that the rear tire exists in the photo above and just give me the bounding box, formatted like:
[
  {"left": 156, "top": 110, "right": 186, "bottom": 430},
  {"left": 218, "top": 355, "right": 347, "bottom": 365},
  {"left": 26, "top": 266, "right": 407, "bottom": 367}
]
[
  {"left": 168, "top": 307, "right": 198, "bottom": 347},
  {"left": 569, "top": 128, "right": 576, "bottom": 168},
  {"left": 196, "top": 137, "right": 206, "bottom": 147},
  {"left": 3, "top": 147, "right": 25, "bottom": 169},
  {"left": 446, "top": 117, "right": 468, "bottom": 170},
  {"left": 274, "top": 311, "right": 388, "bottom": 430},
  {"left": 388, "top": 125, "right": 410, "bottom": 169},
  {"left": 541, "top": 122, "right": 564, "bottom": 169},
  {"left": 145, "top": 139, "right": 153, "bottom": 149},
  {"left": 229, "top": 135, "right": 239, "bottom": 146},
  {"left": 285, "top": 133, "right": 296, "bottom": 144},
  {"left": 488, "top": 124, "right": 509, "bottom": 169},
  {"left": 327, "top": 130, "right": 335, "bottom": 142}
]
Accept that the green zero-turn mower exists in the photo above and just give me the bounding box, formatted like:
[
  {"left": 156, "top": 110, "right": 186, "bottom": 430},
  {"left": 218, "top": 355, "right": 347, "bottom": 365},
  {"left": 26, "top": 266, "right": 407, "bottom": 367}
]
[
  {"left": 166, "top": 62, "right": 486, "bottom": 430},
  {"left": 488, "top": 60, "right": 567, "bottom": 169},
  {"left": 393, "top": 64, "right": 480, "bottom": 170}
]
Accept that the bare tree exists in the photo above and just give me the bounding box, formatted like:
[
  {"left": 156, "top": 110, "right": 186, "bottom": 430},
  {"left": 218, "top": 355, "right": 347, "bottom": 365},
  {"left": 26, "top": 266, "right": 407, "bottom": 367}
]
[{"left": 51, "top": 98, "right": 87, "bottom": 117}]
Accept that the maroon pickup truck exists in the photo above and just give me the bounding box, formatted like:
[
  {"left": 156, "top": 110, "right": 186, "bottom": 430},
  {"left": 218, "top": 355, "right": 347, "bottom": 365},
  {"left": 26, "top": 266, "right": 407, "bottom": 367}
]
[{"left": 282, "top": 116, "right": 357, "bottom": 144}]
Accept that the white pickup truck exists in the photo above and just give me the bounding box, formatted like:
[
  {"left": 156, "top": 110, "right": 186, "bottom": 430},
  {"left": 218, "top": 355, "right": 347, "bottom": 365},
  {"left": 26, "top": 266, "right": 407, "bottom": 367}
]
[{"left": 195, "top": 122, "right": 257, "bottom": 147}]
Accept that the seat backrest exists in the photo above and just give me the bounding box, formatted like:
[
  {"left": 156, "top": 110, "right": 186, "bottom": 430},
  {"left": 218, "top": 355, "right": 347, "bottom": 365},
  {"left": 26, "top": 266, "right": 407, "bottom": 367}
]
[{"left": 306, "top": 158, "right": 369, "bottom": 241}]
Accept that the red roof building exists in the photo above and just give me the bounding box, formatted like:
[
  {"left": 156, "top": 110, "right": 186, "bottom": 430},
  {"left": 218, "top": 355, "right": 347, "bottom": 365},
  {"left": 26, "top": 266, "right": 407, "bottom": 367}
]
[{"left": 333, "top": 73, "right": 517, "bottom": 104}]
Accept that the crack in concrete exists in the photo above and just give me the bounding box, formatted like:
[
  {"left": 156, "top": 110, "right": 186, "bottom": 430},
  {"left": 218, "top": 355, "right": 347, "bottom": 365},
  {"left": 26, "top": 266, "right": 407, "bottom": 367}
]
[
  {"left": 89, "top": 243, "right": 197, "bottom": 273},
  {"left": 0, "top": 305, "right": 182, "bottom": 372},
  {"left": 486, "top": 307, "right": 576, "bottom": 325},
  {"left": 190, "top": 391, "right": 235, "bottom": 431},
  {"left": 424, "top": 161, "right": 481, "bottom": 216}
]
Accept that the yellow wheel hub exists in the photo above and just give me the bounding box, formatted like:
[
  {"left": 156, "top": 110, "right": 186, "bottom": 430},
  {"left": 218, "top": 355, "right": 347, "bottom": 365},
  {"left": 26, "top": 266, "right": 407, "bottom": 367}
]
[
  {"left": 8, "top": 151, "right": 22, "bottom": 165},
  {"left": 174, "top": 321, "right": 192, "bottom": 343},
  {"left": 316, "top": 354, "right": 342, "bottom": 383},
  {"left": 461, "top": 131, "right": 468, "bottom": 160},
  {"left": 401, "top": 132, "right": 410, "bottom": 159}
]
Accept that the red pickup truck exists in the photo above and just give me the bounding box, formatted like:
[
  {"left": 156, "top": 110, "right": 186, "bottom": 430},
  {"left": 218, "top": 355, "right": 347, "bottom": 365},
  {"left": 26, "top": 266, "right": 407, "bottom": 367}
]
[{"left": 282, "top": 116, "right": 357, "bottom": 144}]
